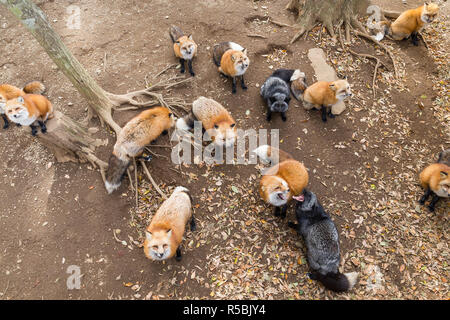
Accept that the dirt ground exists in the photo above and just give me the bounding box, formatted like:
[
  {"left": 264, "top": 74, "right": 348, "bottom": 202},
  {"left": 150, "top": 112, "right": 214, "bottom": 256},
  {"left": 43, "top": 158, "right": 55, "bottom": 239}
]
[{"left": 0, "top": 0, "right": 448, "bottom": 300}]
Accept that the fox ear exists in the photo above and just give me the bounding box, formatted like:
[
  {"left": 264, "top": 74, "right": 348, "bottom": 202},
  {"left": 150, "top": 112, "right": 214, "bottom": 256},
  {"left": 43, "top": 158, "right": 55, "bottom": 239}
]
[
  {"left": 242, "top": 48, "right": 248, "bottom": 55},
  {"left": 231, "top": 54, "right": 236, "bottom": 62},
  {"left": 440, "top": 171, "right": 448, "bottom": 178},
  {"left": 188, "top": 34, "right": 193, "bottom": 40},
  {"left": 167, "top": 229, "right": 172, "bottom": 237},
  {"left": 175, "top": 40, "right": 180, "bottom": 45},
  {"left": 17, "top": 96, "right": 24, "bottom": 103},
  {"left": 145, "top": 232, "right": 152, "bottom": 241},
  {"left": 329, "top": 83, "right": 337, "bottom": 91}
]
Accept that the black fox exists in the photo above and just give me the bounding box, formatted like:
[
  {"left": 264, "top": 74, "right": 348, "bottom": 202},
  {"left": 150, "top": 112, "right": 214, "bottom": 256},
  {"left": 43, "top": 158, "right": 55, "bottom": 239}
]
[{"left": 289, "top": 189, "right": 358, "bottom": 292}]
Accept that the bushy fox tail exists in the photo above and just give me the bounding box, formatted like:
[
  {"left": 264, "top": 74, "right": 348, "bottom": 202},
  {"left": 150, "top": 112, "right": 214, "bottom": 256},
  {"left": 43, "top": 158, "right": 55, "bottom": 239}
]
[
  {"left": 23, "top": 81, "right": 45, "bottom": 94},
  {"left": 169, "top": 25, "right": 184, "bottom": 43},
  {"left": 253, "top": 145, "right": 293, "bottom": 165},
  {"left": 105, "top": 153, "right": 130, "bottom": 194},
  {"left": 175, "top": 110, "right": 198, "bottom": 131},
  {"left": 314, "top": 271, "right": 358, "bottom": 292}
]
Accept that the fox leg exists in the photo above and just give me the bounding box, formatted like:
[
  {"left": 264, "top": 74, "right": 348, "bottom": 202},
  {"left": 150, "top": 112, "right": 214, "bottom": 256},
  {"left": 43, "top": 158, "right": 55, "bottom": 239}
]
[
  {"left": 266, "top": 99, "right": 272, "bottom": 121},
  {"left": 280, "top": 204, "right": 288, "bottom": 219},
  {"left": 411, "top": 32, "right": 419, "bottom": 46},
  {"left": 321, "top": 106, "right": 327, "bottom": 122},
  {"left": 179, "top": 58, "right": 186, "bottom": 74},
  {"left": 231, "top": 77, "right": 237, "bottom": 94},
  {"left": 187, "top": 59, "right": 195, "bottom": 77},
  {"left": 2, "top": 114, "right": 9, "bottom": 129},
  {"left": 38, "top": 120, "right": 47, "bottom": 134},
  {"left": 30, "top": 124, "right": 38, "bottom": 136},
  {"left": 273, "top": 206, "right": 281, "bottom": 217},
  {"left": 240, "top": 75, "right": 247, "bottom": 90},
  {"left": 328, "top": 107, "right": 335, "bottom": 118},
  {"left": 288, "top": 222, "right": 300, "bottom": 234},
  {"left": 281, "top": 112, "right": 287, "bottom": 122},
  {"left": 175, "top": 247, "right": 182, "bottom": 261},
  {"left": 190, "top": 215, "right": 196, "bottom": 231},
  {"left": 419, "top": 188, "right": 431, "bottom": 205},
  {"left": 427, "top": 194, "right": 440, "bottom": 212}
]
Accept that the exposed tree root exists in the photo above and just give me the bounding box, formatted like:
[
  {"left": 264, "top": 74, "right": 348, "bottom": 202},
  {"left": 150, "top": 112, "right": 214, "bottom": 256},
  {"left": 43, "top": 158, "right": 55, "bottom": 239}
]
[{"left": 140, "top": 160, "right": 168, "bottom": 199}]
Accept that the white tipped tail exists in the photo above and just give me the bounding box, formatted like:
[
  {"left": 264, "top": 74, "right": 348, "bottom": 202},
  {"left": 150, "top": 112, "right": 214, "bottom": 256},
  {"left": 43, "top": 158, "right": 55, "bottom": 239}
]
[
  {"left": 290, "top": 69, "right": 305, "bottom": 82},
  {"left": 105, "top": 180, "right": 121, "bottom": 194},
  {"left": 253, "top": 145, "right": 271, "bottom": 164},
  {"left": 176, "top": 118, "right": 191, "bottom": 131},
  {"left": 173, "top": 186, "right": 189, "bottom": 194},
  {"left": 344, "top": 272, "right": 359, "bottom": 290}
]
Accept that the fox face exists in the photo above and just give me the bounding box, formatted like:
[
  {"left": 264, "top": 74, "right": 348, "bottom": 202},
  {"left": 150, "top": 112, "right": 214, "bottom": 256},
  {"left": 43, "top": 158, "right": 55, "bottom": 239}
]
[
  {"left": 231, "top": 49, "right": 249, "bottom": 76},
  {"left": 5, "top": 96, "right": 34, "bottom": 125},
  {"left": 435, "top": 171, "right": 450, "bottom": 198},
  {"left": 421, "top": 3, "right": 439, "bottom": 23},
  {"left": 145, "top": 230, "right": 172, "bottom": 261},
  {"left": 269, "top": 93, "right": 290, "bottom": 113},
  {"left": 330, "top": 80, "right": 352, "bottom": 101},
  {"left": 210, "top": 122, "right": 236, "bottom": 147},
  {"left": 261, "top": 176, "right": 290, "bottom": 206},
  {"left": 176, "top": 35, "right": 197, "bottom": 60}
]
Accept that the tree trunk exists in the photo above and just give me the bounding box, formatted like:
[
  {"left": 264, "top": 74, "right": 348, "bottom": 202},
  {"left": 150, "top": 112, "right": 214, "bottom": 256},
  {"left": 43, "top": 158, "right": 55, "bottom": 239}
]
[
  {"left": 37, "top": 111, "right": 108, "bottom": 178},
  {"left": 2, "top": 0, "right": 121, "bottom": 134},
  {"left": 287, "top": 0, "right": 371, "bottom": 43}
]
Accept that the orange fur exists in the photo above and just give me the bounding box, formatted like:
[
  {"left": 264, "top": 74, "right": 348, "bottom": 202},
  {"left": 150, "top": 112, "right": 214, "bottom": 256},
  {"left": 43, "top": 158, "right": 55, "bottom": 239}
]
[
  {"left": 5, "top": 94, "right": 53, "bottom": 122},
  {"left": 390, "top": 3, "right": 439, "bottom": 40},
  {"left": 143, "top": 188, "right": 192, "bottom": 260},
  {"left": 0, "top": 84, "right": 24, "bottom": 102},
  {"left": 420, "top": 163, "right": 450, "bottom": 193},
  {"left": 303, "top": 80, "right": 350, "bottom": 109},
  {"left": 173, "top": 35, "right": 197, "bottom": 59},
  {"left": 113, "top": 106, "right": 175, "bottom": 160},
  {"left": 260, "top": 159, "right": 309, "bottom": 203},
  {"left": 219, "top": 50, "right": 248, "bottom": 77}
]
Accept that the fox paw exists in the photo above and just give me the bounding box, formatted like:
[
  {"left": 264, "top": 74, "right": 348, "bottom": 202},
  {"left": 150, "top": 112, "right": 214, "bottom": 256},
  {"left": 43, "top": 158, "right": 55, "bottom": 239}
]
[
  {"left": 3, "top": 123, "right": 9, "bottom": 130},
  {"left": 427, "top": 205, "right": 435, "bottom": 212}
]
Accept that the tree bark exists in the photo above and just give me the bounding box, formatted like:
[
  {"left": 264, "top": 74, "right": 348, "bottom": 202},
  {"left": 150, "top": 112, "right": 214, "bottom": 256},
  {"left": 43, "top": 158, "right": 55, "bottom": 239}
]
[
  {"left": 287, "top": 0, "right": 371, "bottom": 43},
  {"left": 37, "top": 111, "right": 108, "bottom": 177}
]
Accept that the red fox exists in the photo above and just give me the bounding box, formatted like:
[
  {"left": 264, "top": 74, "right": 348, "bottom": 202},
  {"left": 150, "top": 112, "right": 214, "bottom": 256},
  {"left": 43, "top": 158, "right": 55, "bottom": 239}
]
[
  {"left": 419, "top": 162, "right": 450, "bottom": 212},
  {"left": 254, "top": 145, "right": 309, "bottom": 218},
  {"left": 213, "top": 42, "right": 250, "bottom": 94},
  {"left": 5, "top": 94, "right": 53, "bottom": 136},
  {"left": 0, "top": 81, "right": 45, "bottom": 129},
  {"left": 143, "top": 186, "right": 195, "bottom": 261},
  {"left": 176, "top": 96, "right": 237, "bottom": 148},
  {"left": 104, "top": 106, "right": 175, "bottom": 194},
  {"left": 301, "top": 79, "right": 352, "bottom": 122},
  {"left": 170, "top": 25, "right": 197, "bottom": 76},
  {"left": 380, "top": 3, "right": 439, "bottom": 45}
]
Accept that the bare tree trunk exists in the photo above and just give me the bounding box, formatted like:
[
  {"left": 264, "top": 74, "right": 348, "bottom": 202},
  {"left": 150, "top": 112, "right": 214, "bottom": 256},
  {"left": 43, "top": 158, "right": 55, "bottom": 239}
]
[
  {"left": 37, "top": 111, "right": 108, "bottom": 179},
  {"left": 288, "top": 0, "right": 370, "bottom": 43},
  {"left": 2, "top": 0, "right": 121, "bottom": 134}
]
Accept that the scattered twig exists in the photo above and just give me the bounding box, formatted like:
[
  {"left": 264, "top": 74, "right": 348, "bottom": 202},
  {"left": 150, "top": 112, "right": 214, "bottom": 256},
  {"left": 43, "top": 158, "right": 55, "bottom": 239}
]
[
  {"left": 139, "top": 160, "right": 168, "bottom": 199},
  {"left": 133, "top": 158, "right": 138, "bottom": 208},
  {"left": 354, "top": 30, "right": 398, "bottom": 78},
  {"left": 418, "top": 32, "right": 429, "bottom": 50},
  {"left": 270, "top": 19, "right": 292, "bottom": 28},
  {"left": 247, "top": 34, "right": 267, "bottom": 39},
  {"left": 153, "top": 63, "right": 178, "bottom": 79}
]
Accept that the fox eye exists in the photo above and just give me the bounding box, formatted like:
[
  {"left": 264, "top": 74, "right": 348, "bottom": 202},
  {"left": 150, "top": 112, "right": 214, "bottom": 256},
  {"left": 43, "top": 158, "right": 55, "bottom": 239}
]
[
  {"left": 214, "top": 124, "right": 219, "bottom": 129},
  {"left": 152, "top": 246, "right": 158, "bottom": 250},
  {"left": 230, "top": 123, "right": 236, "bottom": 128},
  {"left": 163, "top": 244, "right": 168, "bottom": 250},
  {"left": 168, "top": 113, "right": 173, "bottom": 117}
]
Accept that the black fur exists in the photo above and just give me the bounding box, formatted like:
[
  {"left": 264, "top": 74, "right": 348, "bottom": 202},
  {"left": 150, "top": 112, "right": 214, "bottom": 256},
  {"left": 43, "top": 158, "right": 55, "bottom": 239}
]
[
  {"left": 437, "top": 149, "right": 450, "bottom": 167},
  {"left": 176, "top": 247, "right": 182, "bottom": 261},
  {"left": 289, "top": 190, "right": 357, "bottom": 292},
  {"left": 260, "top": 74, "right": 291, "bottom": 122},
  {"left": 2, "top": 114, "right": 9, "bottom": 129}
]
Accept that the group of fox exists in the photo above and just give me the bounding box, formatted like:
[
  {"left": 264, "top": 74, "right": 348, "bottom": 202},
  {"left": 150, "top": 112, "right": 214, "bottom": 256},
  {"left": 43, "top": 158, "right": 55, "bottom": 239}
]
[{"left": 1, "top": 3, "right": 447, "bottom": 293}]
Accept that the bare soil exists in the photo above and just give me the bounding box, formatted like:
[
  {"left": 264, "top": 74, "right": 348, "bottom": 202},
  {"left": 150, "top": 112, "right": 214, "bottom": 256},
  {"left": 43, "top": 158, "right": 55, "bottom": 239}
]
[{"left": 0, "top": 0, "right": 448, "bottom": 299}]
